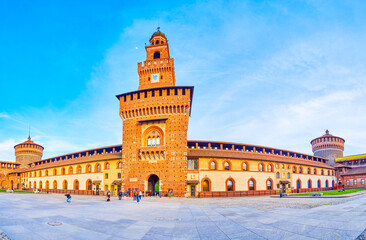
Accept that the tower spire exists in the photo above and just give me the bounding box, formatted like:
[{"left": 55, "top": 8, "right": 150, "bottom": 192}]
[{"left": 28, "top": 125, "right": 31, "bottom": 141}]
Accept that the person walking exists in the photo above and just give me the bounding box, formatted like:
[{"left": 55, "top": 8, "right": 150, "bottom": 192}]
[
  {"left": 118, "top": 190, "right": 122, "bottom": 200},
  {"left": 106, "top": 191, "right": 111, "bottom": 202},
  {"left": 139, "top": 190, "right": 142, "bottom": 202},
  {"left": 65, "top": 194, "right": 72, "bottom": 203}
]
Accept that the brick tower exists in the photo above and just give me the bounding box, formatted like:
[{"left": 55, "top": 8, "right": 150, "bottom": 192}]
[
  {"left": 311, "top": 130, "right": 345, "bottom": 165},
  {"left": 116, "top": 28, "right": 194, "bottom": 196},
  {"left": 14, "top": 136, "right": 44, "bottom": 168}
]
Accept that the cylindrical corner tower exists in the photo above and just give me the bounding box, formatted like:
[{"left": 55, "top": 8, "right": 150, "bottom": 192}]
[
  {"left": 311, "top": 130, "right": 344, "bottom": 165},
  {"left": 14, "top": 137, "right": 43, "bottom": 168}
]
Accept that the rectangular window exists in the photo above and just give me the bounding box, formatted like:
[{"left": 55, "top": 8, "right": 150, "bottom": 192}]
[
  {"left": 118, "top": 173, "right": 122, "bottom": 178},
  {"left": 354, "top": 179, "right": 357, "bottom": 185},
  {"left": 188, "top": 159, "right": 198, "bottom": 170},
  {"left": 362, "top": 179, "right": 365, "bottom": 185},
  {"left": 105, "top": 173, "right": 108, "bottom": 179},
  {"left": 347, "top": 180, "right": 349, "bottom": 185}
]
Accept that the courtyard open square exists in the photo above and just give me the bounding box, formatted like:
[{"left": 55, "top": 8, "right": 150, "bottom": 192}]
[{"left": 0, "top": 193, "right": 366, "bottom": 240}]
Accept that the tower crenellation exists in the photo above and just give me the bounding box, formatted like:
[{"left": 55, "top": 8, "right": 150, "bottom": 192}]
[
  {"left": 311, "top": 130, "right": 344, "bottom": 165},
  {"left": 14, "top": 136, "right": 44, "bottom": 168}
]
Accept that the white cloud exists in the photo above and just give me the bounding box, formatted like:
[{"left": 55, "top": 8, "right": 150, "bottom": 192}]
[{"left": 0, "top": 139, "right": 16, "bottom": 161}]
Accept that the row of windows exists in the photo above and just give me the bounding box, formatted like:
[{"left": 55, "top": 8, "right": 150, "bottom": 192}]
[
  {"left": 26, "top": 162, "right": 122, "bottom": 178},
  {"left": 29, "top": 179, "right": 92, "bottom": 191},
  {"left": 188, "top": 159, "right": 333, "bottom": 176},
  {"left": 147, "top": 137, "right": 161, "bottom": 147},
  {"left": 346, "top": 179, "right": 365, "bottom": 185},
  {"left": 292, "top": 166, "right": 334, "bottom": 176},
  {"left": 201, "top": 178, "right": 273, "bottom": 192},
  {"left": 202, "top": 178, "right": 335, "bottom": 192}
]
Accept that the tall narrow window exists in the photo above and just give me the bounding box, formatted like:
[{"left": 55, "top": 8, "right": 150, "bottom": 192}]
[
  {"left": 249, "top": 180, "right": 255, "bottom": 190},
  {"left": 267, "top": 180, "right": 272, "bottom": 190},
  {"left": 210, "top": 161, "right": 216, "bottom": 170},
  {"left": 152, "top": 137, "right": 156, "bottom": 146},
  {"left": 157, "top": 137, "right": 160, "bottom": 146},
  {"left": 259, "top": 164, "right": 263, "bottom": 172},
  {"left": 224, "top": 162, "right": 230, "bottom": 170},
  {"left": 243, "top": 162, "right": 247, "bottom": 171},
  {"left": 188, "top": 159, "right": 198, "bottom": 170},
  {"left": 227, "top": 180, "right": 233, "bottom": 191},
  {"left": 148, "top": 138, "right": 152, "bottom": 147}
]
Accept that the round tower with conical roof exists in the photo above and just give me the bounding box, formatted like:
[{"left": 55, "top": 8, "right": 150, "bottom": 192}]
[
  {"left": 311, "top": 130, "right": 345, "bottom": 165},
  {"left": 14, "top": 137, "right": 43, "bottom": 168}
]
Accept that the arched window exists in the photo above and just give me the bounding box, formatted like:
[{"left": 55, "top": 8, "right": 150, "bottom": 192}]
[
  {"left": 308, "top": 179, "right": 312, "bottom": 188},
  {"left": 328, "top": 170, "right": 330, "bottom": 175},
  {"left": 153, "top": 51, "right": 160, "bottom": 59},
  {"left": 96, "top": 164, "right": 101, "bottom": 173},
  {"left": 276, "top": 172, "right": 280, "bottom": 178},
  {"left": 74, "top": 180, "right": 79, "bottom": 190},
  {"left": 249, "top": 179, "right": 255, "bottom": 191},
  {"left": 45, "top": 170, "right": 48, "bottom": 176},
  {"left": 268, "top": 164, "right": 273, "bottom": 172},
  {"left": 53, "top": 180, "right": 57, "bottom": 189},
  {"left": 39, "top": 171, "right": 42, "bottom": 177},
  {"left": 148, "top": 138, "right": 152, "bottom": 146},
  {"left": 293, "top": 166, "right": 297, "bottom": 173},
  {"left": 314, "top": 169, "right": 317, "bottom": 175},
  {"left": 77, "top": 166, "right": 82, "bottom": 174},
  {"left": 267, "top": 179, "right": 272, "bottom": 190},
  {"left": 299, "top": 167, "right": 303, "bottom": 174},
  {"left": 210, "top": 161, "right": 216, "bottom": 170},
  {"left": 202, "top": 179, "right": 210, "bottom": 192},
  {"left": 62, "top": 168, "right": 65, "bottom": 175},
  {"left": 157, "top": 137, "right": 160, "bottom": 146},
  {"left": 259, "top": 164, "right": 264, "bottom": 172},
  {"left": 39, "top": 181, "right": 43, "bottom": 189},
  {"left": 243, "top": 162, "right": 248, "bottom": 171},
  {"left": 332, "top": 180, "right": 335, "bottom": 187},
  {"left": 87, "top": 165, "right": 91, "bottom": 173},
  {"left": 46, "top": 181, "right": 49, "bottom": 189},
  {"left": 307, "top": 168, "right": 311, "bottom": 174},
  {"left": 321, "top": 169, "right": 324, "bottom": 175},
  {"left": 296, "top": 179, "right": 301, "bottom": 189},
  {"left": 152, "top": 137, "right": 156, "bottom": 146},
  {"left": 226, "top": 179, "right": 234, "bottom": 191},
  {"left": 54, "top": 169, "right": 57, "bottom": 176},
  {"left": 325, "top": 180, "right": 329, "bottom": 187},
  {"left": 317, "top": 180, "right": 321, "bottom": 188},
  {"left": 224, "top": 162, "right": 230, "bottom": 170},
  {"left": 117, "top": 161, "right": 122, "bottom": 169},
  {"left": 86, "top": 179, "right": 92, "bottom": 191},
  {"left": 155, "top": 40, "right": 159, "bottom": 44},
  {"left": 287, "top": 172, "right": 290, "bottom": 178},
  {"left": 69, "top": 167, "right": 73, "bottom": 174},
  {"left": 105, "top": 162, "right": 110, "bottom": 170},
  {"left": 63, "top": 180, "right": 68, "bottom": 190}
]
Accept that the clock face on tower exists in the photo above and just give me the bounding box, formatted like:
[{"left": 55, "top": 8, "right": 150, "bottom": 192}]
[{"left": 151, "top": 73, "right": 160, "bottom": 83}]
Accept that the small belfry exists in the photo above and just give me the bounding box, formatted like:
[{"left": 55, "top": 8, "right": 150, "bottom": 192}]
[{"left": 138, "top": 27, "right": 175, "bottom": 90}]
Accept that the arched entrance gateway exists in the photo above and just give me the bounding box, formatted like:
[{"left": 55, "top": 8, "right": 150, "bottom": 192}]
[{"left": 148, "top": 174, "right": 159, "bottom": 196}]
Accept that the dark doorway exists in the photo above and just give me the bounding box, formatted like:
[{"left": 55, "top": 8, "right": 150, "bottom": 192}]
[
  {"left": 191, "top": 185, "right": 196, "bottom": 197},
  {"left": 148, "top": 174, "right": 159, "bottom": 196}
]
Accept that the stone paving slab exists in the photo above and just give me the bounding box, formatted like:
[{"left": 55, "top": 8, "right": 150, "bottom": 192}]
[{"left": 0, "top": 193, "right": 365, "bottom": 240}]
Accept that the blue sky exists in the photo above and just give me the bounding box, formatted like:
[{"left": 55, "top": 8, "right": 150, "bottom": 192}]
[{"left": 1, "top": 0, "right": 366, "bottom": 160}]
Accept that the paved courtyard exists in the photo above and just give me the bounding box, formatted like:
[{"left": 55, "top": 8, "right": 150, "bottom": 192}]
[{"left": 0, "top": 193, "right": 365, "bottom": 240}]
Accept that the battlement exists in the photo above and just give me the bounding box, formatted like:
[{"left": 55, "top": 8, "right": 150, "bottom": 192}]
[
  {"left": 30, "top": 145, "right": 122, "bottom": 167},
  {"left": 187, "top": 140, "right": 329, "bottom": 164}
]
